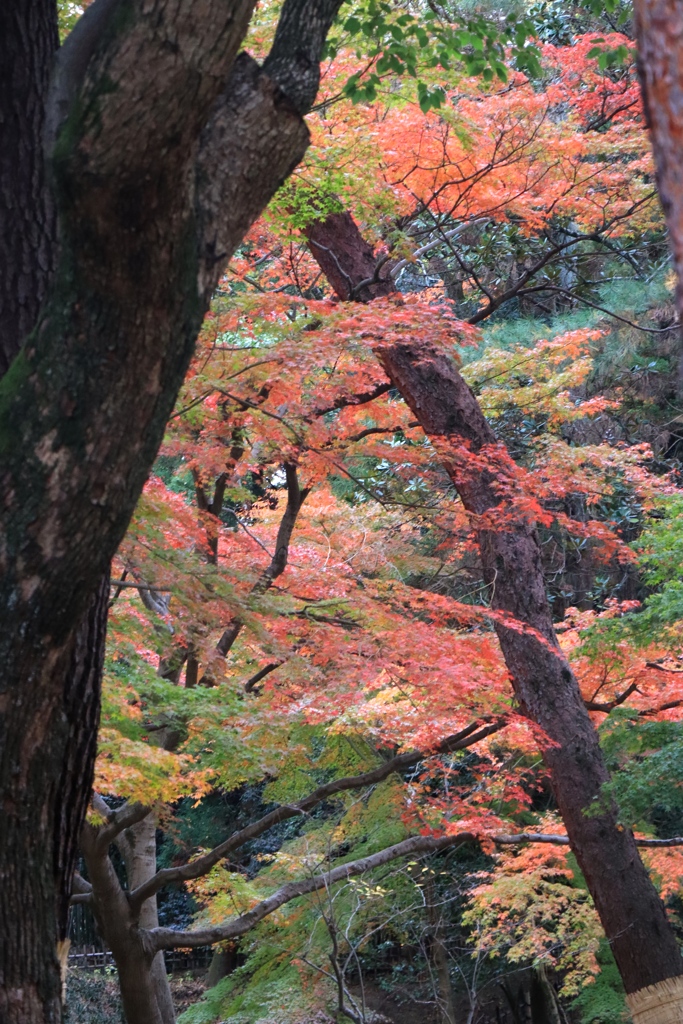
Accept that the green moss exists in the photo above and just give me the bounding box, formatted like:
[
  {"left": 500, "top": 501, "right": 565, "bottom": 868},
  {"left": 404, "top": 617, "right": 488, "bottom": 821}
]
[{"left": 0, "top": 348, "right": 32, "bottom": 457}]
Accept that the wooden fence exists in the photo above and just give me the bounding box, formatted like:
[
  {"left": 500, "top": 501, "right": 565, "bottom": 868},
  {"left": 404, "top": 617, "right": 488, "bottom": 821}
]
[{"left": 68, "top": 946, "right": 213, "bottom": 972}]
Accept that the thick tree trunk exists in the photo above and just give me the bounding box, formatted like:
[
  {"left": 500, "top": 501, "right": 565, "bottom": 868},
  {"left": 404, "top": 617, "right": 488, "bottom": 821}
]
[
  {"left": 376, "top": 339, "right": 683, "bottom": 1012},
  {"left": 0, "top": 0, "right": 345, "bottom": 1018},
  {"left": 0, "top": 0, "right": 57, "bottom": 376},
  {"left": 0, "top": 7, "right": 114, "bottom": 1021},
  {"left": 0, "top": 577, "right": 108, "bottom": 1024}
]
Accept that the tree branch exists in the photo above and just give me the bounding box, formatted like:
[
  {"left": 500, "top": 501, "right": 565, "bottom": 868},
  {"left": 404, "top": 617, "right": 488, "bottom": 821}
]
[
  {"left": 128, "top": 719, "right": 504, "bottom": 910},
  {"left": 72, "top": 872, "right": 92, "bottom": 894},
  {"left": 309, "top": 382, "right": 393, "bottom": 419},
  {"left": 148, "top": 831, "right": 476, "bottom": 950},
  {"left": 205, "top": 462, "right": 311, "bottom": 674},
  {"left": 95, "top": 800, "right": 153, "bottom": 850},
  {"left": 494, "top": 833, "right": 683, "bottom": 848},
  {"left": 196, "top": 53, "right": 311, "bottom": 297},
  {"left": 516, "top": 284, "right": 678, "bottom": 334},
  {"left": 585, "top": 682, "right": 640, "bottom": 712},
  {"left": 262, "top": 0, "right": 347, "bottom": 114},
  {"left": 244, "top": 661, "right": 282, "bottom": 693}
]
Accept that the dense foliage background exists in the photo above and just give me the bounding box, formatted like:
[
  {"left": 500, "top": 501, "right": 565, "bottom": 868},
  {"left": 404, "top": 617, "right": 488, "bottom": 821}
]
[{"left": 62, "top": 0, "right": 683, "bottom": 1020}]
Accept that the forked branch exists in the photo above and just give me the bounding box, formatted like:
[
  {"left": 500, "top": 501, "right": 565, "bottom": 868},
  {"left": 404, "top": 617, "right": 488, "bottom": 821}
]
[{"left": 127, "top": 718, "right": 504, "bottom": 911}]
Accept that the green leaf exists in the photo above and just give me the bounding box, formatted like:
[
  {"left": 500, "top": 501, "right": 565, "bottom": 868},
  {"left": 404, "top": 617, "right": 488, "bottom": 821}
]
[{"left": 344, "top": 15, "right": 362, "bottom": 33}]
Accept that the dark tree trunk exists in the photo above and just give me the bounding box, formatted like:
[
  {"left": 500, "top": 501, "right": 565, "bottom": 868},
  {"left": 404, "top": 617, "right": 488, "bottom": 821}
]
[
  {"left": 305, "top": 211, "right": 395, "bottom": 301},
  {"left": 530, "top": 967, "right": 561, "bottom": 1024},
  {"left": 377, "top": 339, "right": 683, "bottom": 1014},
  {"left": 304, "top": 209, "right": 683, "bottom": 1020},
  {"left": 0, "top": 0, "right": 58, "bottom": 376},
  {"left": 0, "top": 0, "right": 345, "bottom": 1018},
  {"left": 0, "top": 5, "right": 112, "bottom": 1020},
  {"left": 53, "top": 575, "right": 110, "bottom": 937},
  {"left": 0, "top": 575, "right": 109, "bottom": 1024}
]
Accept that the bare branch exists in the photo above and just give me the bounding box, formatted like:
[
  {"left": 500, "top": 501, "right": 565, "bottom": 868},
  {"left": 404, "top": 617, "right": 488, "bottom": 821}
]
[
  {"left": 585, "top": 682, "right": 640, "bottom": 712},
  {"left": 389, "top": 219, "right": 490, "bottom": 280},
  {"left": 108, "top": 580, "right": 172, "bottom": 592},
  {"left": 309, "top": 382, "right": 393, "bottom": 419},
  {"left": 244, "top": 661, "right": 282, "bottom": 693},
  {"left": 494, "top": 833, "right": 683, "bottom": 848},
  {"left": 69, "top": 892, "right": 94, "bottom": 906},
  {"left": 72, "top": 873, "right": 92, "bottom": 894},
  {"left": 148, "top": 831, "right": 476, "bottom": 950},
  {"left": 128, "top": 718, "right": 504, "bottom": 910},
  {"left": 206, "top": 463, "right": 311, "bottom": 673},
  {"left": 517, "top": 284, "right": 678, "bottom": 335},
  {"left": 95, "top": 800, "right": 152, "bottom": 850}
]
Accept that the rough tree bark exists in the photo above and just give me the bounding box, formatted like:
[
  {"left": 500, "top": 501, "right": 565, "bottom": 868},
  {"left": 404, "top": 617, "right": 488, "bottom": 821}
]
[
  {"left": 302, "top": 211, "right": 683, "bottom": 1020},
  {"left": 305, "top": 211, "right": 396, "bottom": 301},
  {"left": 627, "top": 3, "right": 683, "bottom": 1014},
  {"left": 0, "top": 0, "right": 57, "bottom": 377},
  {"left": 635, "top": 0, "right": 683, "bottom": 404},
  {"left": 0, "top": 0, "right": 346, "bottom": 1019},
  {"left": 376, "top": 343, "right": 683, "bottom": 1018},
  {"left": 0, "top": 4, "right": 112, "bottom": 1019}
]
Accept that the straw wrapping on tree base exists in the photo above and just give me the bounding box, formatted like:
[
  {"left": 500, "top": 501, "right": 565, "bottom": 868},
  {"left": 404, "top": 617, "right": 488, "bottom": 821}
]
[{"left": 627, "top": 975, "right": 683, "bottom": 1023}]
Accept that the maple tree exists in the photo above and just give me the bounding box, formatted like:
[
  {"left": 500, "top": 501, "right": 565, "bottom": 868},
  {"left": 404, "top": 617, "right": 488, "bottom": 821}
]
[
  {"left": 90, "top": 289, "right": 683, "bottom": 1022},
  {"left": 80, "top": 32, "right": 683, "bottom": 1018}
]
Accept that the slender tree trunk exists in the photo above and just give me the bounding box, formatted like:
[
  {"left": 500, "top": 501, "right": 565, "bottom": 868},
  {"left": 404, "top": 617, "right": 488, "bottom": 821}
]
[
  {"left": 207, "top": 946, "right": 237, "bottom": 987},
  {"left": 425, "top": 877, "right": 456, "bottom": 1024},
  {"left": 82, "top": 821, "right": 163, "bottom": 1024},
  {"left": 377, "top": 340, "right": 683, "bottom": 1016},
  {"left": 635, "top": 0, "right": 683, "bottom": 403},
  {"left": 302, "top": 209, "right": 683, "bottom": 1020},
  {"left": 119, "top": 815, "right": 175, "bottom": 1024}
]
